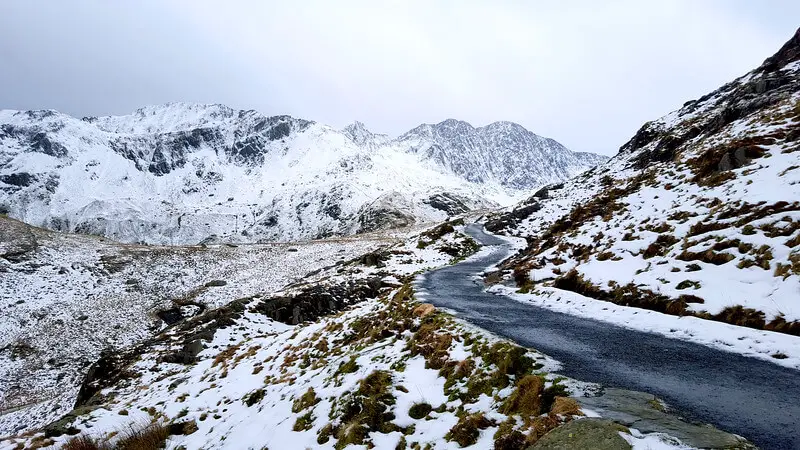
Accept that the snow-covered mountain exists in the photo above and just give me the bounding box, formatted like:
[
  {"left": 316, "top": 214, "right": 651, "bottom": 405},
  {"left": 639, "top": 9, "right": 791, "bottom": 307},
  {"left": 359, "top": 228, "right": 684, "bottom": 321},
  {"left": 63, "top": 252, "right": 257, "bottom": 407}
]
[
  {"left": 394, "top": 119, "right": 606, "bottom": 190},
  {"left": 487, "top": 28, "right": 800, "bottom": 336},
  {"left": 0, "top": 105, "right": 605, "bottom": 244}
]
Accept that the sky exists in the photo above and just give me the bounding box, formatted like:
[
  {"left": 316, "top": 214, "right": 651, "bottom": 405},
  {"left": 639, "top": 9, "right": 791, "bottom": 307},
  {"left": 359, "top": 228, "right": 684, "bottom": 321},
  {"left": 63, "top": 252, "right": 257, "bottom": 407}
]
[{"left": 0, "top": 1, "right": 798, "bottom": 155}]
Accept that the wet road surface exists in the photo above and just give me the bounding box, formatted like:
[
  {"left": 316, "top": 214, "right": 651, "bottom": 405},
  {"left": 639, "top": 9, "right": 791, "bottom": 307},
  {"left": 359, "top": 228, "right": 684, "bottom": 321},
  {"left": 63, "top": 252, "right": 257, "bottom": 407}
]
[{"left": 416, "top": 224, "right": 800, "bottom": 449}]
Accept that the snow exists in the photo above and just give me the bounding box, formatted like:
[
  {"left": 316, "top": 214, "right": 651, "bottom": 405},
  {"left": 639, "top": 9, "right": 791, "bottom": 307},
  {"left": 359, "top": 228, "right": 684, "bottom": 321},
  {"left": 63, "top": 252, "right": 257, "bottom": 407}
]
[
  {"left": 494, "top": 284, "right": 800, "bottom": 370},
  {"left": 0, "top": 104, "right": 606, "bottom": 245},
  {"left": 622, "top": 428, "right": 695, "bottom": 450},
  {"left": 0, "top": 217, "right": 398, "bottom": 435},
  {"left": 0, "top": 224, "right": 696, "bottom": 450},
  {"left": 483, "top": 53, "right": 800, "bottom": 370}
]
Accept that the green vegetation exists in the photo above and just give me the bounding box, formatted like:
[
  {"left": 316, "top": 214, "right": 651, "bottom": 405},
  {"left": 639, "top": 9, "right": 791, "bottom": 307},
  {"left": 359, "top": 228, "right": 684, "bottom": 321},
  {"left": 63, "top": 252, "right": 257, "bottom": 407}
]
[
  {"left": 445, "top": 413, "right": 493, "bottom": 447},
  {"left": 408, "top": 402, "right": 432, "bottom": 420}
]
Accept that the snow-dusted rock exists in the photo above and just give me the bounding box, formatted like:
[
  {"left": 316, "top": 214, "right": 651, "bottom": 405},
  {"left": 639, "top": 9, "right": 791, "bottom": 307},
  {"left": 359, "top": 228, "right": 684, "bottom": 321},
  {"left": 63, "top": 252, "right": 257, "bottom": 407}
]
[{"left": 0, "top": 106, "right": 605, "bottom": 244}]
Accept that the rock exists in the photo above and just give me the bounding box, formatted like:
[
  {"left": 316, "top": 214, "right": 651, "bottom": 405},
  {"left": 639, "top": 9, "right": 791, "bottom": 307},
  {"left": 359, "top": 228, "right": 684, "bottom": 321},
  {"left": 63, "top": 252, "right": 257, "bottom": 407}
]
[
  {"left": 162, "top": 339, "right": 204, "bottom": 365},
  {"left": 485, "top": 202, "right": 541, "bottom": 232},
  {"left": 43, "top": 405, "right": 98, "bottom": 437},
  {"left": 529, "top": 418, "right": 631, "bottom": 450},
  {"left": 412, "top": 303, "right": 435, "bottom": 318},
  {"left": 205, "top": 279, "right": 227, "bottom": 287},
  {"left": 576, "top": 388, "right": 753, "bottom": 449},
  {"left": 0, "top": 216, "right": 38, "bottom": 263},
  {"left": 359, "top": 251, "right": 388, "bottom": 268},
  {"left": 252, "top": 277, "right": 384, "bottom": 325},
  {"left": 168, "top": 420, "right": 199, "bottom": 436},
  {"left": 423, "top": 193, "right": 472, "bottom": 215},
  {"left": 75, "top": 350, "right": 139, "bottom": 407}
]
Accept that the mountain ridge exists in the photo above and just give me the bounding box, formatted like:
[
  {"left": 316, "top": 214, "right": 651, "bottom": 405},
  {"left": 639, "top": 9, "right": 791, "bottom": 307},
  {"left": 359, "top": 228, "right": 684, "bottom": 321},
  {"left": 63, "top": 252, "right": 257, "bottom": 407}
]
[
  {"left": 0, "top": 105, "right": 606, "bottom": 244},
  {"left": 486, "top": 27, "right": 800, "bottom": 332}
]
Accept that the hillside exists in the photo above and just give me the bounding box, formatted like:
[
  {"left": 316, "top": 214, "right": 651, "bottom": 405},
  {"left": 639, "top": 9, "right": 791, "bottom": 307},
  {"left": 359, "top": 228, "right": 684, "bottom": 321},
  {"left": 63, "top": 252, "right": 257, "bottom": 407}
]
[
  {"left": 0, "top": 214, "right": 402, "bottom": 435},
  {"left": 486, "top": 29, "right": 800, "bottom": 342},
  {"left": 0, "top": 106, "right": 605, "bottom": 245},
  {"left": 0, "top": 219, "right": 746, "bottom": 449}
]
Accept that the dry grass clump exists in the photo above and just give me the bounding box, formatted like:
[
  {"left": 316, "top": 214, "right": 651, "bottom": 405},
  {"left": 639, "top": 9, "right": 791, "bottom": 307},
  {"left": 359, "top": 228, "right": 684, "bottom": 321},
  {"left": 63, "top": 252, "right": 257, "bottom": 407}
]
[
  {"left": 292, "top": 387, "right": 320, "bottom": 413},
  {"left": 677, "top": 248, "right": 735, "bottom": 265},
  {"left": 408, "top": 402, "right": 433, "bottom": 420},
  {"left": 445, "top": 413, "right": 493, "bottom": 447},
  {"left": 62, "top": 422, "right": 171, "bottom": 450},
  {"left": 688, "top": 221, "right": 729, "bottom": 237},
  {"left": 323, "top": 370, "right": 399, "bottom": 449},
  {"left": 712, "top": 305, "right": 766, "bottom": 330},
  {"left": 500, "top": 375, "right": 544, "bottom": 416},
  {"left": 642, "top": 234, "right": 680, "bottom": 259},
  {"left": 550, "top": 397, "right": 582, "bottom": 416}
]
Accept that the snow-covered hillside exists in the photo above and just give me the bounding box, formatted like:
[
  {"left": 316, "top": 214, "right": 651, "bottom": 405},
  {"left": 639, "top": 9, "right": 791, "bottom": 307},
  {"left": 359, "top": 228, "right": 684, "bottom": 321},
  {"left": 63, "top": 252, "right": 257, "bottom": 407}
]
[
  {"left": 1, "top": 219, "right": 742, "bottom": 450},
  {"left": 0, "top": 214, "right": 402, "bottom": 435},
  {"left": 0, "top": 105, "right": 605, "bottom": 244},
  {"left": 487, "top": 29, "right": 800, "bottom": 338}
]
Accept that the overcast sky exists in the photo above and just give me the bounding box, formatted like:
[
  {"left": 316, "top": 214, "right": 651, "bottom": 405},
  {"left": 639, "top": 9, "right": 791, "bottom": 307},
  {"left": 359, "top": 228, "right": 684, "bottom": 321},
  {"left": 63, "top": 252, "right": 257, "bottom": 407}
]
[{"left": 1, "top": 1, "right": 798, "bottom": 155}]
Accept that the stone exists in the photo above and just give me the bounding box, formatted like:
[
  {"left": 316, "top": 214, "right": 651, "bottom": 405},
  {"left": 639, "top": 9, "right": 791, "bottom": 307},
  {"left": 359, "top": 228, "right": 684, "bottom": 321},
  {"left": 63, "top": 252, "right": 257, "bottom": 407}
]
[
  {"left": 162, "top": 339, "right": 204, "bottom": 365},
  {"left": 529, "top": 418, "right": 630, "bottom": 450},
  {"left": 412, "top": 303, "right": 435, "bottom": 318},
  {"left": 0, "top": 216, "right": 38, "bottom": 263},
  {"left": 576, "top": 388, "right": 752, "bottom": 449}
]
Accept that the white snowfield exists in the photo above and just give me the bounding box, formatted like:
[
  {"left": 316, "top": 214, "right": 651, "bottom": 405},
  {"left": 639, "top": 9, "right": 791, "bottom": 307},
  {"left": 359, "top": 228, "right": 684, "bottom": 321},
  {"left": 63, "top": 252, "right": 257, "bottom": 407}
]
[
  {"left": 0, "top": 104, "right": 605, "bottom": 245},
  {"left": 0, "top": 215, "right": 404, "bottom": 436},
  {"left": 0, "top": 225, "right": 695, "bottom": 450},
  {"left": 492, "top": 45, "right": 800, "bottom": 363}
]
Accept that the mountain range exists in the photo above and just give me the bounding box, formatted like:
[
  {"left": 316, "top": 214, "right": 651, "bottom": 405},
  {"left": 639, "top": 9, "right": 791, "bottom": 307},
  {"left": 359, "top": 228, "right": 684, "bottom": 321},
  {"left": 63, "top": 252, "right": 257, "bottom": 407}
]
[{"left": 0, "top": 106, "right": 605, "bottom": 244}]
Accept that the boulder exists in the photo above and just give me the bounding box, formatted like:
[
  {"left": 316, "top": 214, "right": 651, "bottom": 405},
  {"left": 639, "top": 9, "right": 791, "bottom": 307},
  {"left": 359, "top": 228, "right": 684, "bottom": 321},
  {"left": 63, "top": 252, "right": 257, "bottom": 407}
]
[
  {"left": 529, "top": 418, "right": 631, "bottom": 450},
  {"left": 412, "top": 303, "right": 435, "bottom": 318}
]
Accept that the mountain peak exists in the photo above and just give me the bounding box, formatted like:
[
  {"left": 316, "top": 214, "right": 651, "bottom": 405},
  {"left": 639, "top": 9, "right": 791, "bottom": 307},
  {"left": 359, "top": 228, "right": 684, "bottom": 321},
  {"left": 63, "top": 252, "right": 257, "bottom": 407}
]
[
  {"left": 479, "top": 121, "right": 530, "bottom": 134},
  {"left": 343, "top": 120, "right": 388, "bottom": 147},
  {"left": 435, "top": 118, "right": 475, "bottom": 130},
  {"left": 759, "top": 27, "right": 800, "bottom": 73}
]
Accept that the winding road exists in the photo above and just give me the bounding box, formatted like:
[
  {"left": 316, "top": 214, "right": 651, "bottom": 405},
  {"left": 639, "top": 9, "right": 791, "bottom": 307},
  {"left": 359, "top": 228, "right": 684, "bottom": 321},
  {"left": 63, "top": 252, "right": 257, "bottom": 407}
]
[{"left": 416, "top": 224, "right": 800, "bottom": 449}]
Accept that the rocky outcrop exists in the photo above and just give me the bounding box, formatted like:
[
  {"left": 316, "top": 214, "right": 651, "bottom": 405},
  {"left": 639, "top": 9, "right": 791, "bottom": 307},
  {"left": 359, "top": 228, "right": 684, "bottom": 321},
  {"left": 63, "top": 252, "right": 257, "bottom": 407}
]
[
  {"left": 529, "top": 419, "right": 631, "bottom": 450},
  {"left": 576, "top": 388, "right": 754, "bottom": 449},
  {"left": 0, "top": 216, "right": 38, "bottom": 263},
  {"left": 485, "top": 203, "right": 542, "bottom": 233},
  {"left": 621, "top": 27, "right": 800, "bottom": 170},
  {"left": 251, "top": 277, "right": 384, "bottom": 325}
]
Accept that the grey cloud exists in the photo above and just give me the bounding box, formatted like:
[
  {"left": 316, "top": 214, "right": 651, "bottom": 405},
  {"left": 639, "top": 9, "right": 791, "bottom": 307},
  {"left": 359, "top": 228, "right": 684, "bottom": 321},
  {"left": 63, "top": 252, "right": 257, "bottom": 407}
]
[{"left": 1, "top": 0, "right": 798, "bottom": 155}]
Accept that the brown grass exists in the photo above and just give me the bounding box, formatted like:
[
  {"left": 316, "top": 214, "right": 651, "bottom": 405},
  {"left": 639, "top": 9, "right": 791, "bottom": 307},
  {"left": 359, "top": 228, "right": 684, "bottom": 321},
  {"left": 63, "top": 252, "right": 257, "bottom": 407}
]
[
  {"left": 550, "top": 397, "right": 582, "bottom": 416},
  {"left": 500, "top": 375, "right": 544, "bottom": 417},
  {"left": 62, "top": 422, "right": 170, "bottom": 450}
]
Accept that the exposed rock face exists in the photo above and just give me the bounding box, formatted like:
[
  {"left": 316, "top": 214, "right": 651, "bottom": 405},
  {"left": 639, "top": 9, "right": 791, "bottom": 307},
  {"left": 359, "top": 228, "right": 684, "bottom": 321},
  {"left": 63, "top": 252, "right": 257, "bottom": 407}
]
[
  {"left": 0, "top": 216, "right": 38, "bottom": 263},
  {"left": 252, "top": 277, "right": 384, "bottom": 325},
  {"left": 397, "top": 119, "right": 607, "bottom": 190},
  {"left": 621, "top": 28, "right": 800, "bottom": 172},
  {"left": 423, "top": 193, "right": 473, "bottom": 216},
  {"left": 0, "top": 103, "right": 606, "bottom": 244}
]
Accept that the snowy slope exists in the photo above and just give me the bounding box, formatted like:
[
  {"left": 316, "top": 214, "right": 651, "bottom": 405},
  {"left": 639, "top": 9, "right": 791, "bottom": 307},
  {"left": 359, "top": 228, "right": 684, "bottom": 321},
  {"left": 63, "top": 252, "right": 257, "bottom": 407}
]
[
  {"left": 0, "top": 221, "right": 724, "bottom": 450},
  {"left": 0, "top": 214, "right": 404, "bottom": 435},
  {"left": 488, "top": 29, "right": 800, "bottom": 338},
  {"left": 0, "top": 106, "right": 606, "bottom": 244}
]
